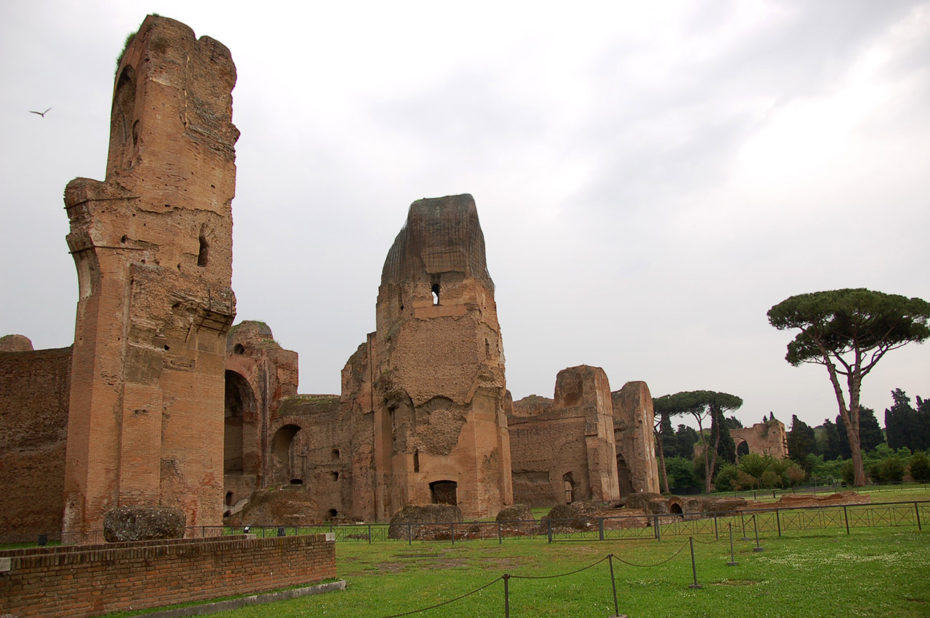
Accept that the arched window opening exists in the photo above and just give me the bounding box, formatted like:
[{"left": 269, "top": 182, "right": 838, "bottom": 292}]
[
  {"left": 233, "top": 343, "right": 245, "bottom": 355},
  {"left": 330, "top": 471, "right": 339, "bottom": 481},
  {"left": 328, "top": 508, "right": 339, "bottom": 519},
  {"left": 737, "top": 440, "right": 750, "bottom": 459},
  {"left": 431, "top": 283, "right": 440, "bottom": 305},
  {"left": 413, "top": 449, "right": 420, "bottom": 473},
  {"left": 332, "top": 448, "right": 340, "bottom": 460},
  {"left": 290, "top": 478, "right": 303, "bottom": 485},
  {"left": 670, "top": 502, "right": 684, "bottom": 515},
  {"left": 430, "top": 480, "right": 457, "bottom": 505},
  {"left": 225, "top": 491, "right": 233, "bottom": 507}
]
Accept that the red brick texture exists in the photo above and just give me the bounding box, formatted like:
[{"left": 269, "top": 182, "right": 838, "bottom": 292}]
[{"left": 0, "top": 534, "right": 335, "bottom": 617}]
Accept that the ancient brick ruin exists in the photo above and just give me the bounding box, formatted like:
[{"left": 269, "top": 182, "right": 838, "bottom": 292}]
[
  {"left": 61, "top": 15, "right": 239, "bottom": 542},
  {"left": 732, "top": 418, "right": 789, "bottom": 460},
  {"left": 0, "top": 13, "right": 742, "bottom": 545},
  {"left": 508, "top": 366, "right": 660, "bottom": 506},
  {"left": 358, "top": 195, "right": 514, "bottom": 519}
]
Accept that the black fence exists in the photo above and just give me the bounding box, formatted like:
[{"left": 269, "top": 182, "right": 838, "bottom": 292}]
[
  {"left": 198, "top": 499, "right": 929, "bottom": 545},
  {"left": 28, "top": 499, "right": 927, "bottom": 548}
]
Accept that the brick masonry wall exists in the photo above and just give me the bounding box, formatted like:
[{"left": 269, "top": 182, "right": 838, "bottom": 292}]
[
  {"left": 0, "top": 347, "right": 71, "bottom": 543},
  {"left": 0, "top": 534, "right": 336, "bottom": 617}
]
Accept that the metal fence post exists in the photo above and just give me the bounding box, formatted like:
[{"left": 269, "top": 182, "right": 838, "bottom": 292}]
[
  {"left": 451, "top": 522, "right": 455, "bottom": 545},
  {"left": 727, "top": 523, "right": 738, "bottom": 566},
  {"left": 503, "top": 574, "right": 511, "bottom": 618},
  {"left": 688, "top": 537, "right": 702, "bottom": 589},
  {"left": 654, "top": 515, "right": 661, "bottom": 542},
  {"left": 843, "top": 505, "right": 850, "bottom": 535},
  {"left": 714, "top": 515, "right": 718, "bottom": 541},
  {"left": 498, "top": 522, "right": 503, "bottom": 544},
  {"left": 547, "top": 518, "right": 552, "bottom": 544},
  {"left": 776, "top": 509, "right": 781, "bottom": 537},
  {"left": 608, "top": 554, "right": 619, "bottom": 616},
  {"left": 368, "top": 524, "right": 372, "bottom": 544},
  {"left": 599, "top": 518, "right": 605, "bottom": 541},
  {"left": 752, "top": 515, "right": 763, "bottom": 552},
  {"left": 915, "top": 502, "right": 922, "bottom": 532},
  {"left": 407, "top": 523, "right": 412, "bottom": 545}
]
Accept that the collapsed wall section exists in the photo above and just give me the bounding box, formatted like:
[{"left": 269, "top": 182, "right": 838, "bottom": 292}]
[{"left": 508, "top": 366, "right": 620, "bottom": 506}]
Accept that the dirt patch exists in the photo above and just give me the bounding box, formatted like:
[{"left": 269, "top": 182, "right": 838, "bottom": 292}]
[{"left": 773, "top": 491, "right": 870, "bottom": 509}]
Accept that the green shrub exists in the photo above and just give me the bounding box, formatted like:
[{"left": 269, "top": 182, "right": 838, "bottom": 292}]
[
  {"left": 664, "top": 456, "right": 700, "bottom": 490},
  {"left": 714, "top": 464, "right": 740, "bottom": 491},
  {"left": 909, "top": 452, "right": 930, "bottom": 482}
]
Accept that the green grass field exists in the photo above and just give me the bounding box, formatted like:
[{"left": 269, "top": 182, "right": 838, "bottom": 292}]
[{"left": 209, "top": 522, "right": 929, "bottom": 616}]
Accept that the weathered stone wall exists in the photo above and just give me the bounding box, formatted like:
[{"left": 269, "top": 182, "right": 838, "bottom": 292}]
[
  {"left": 509, "top": 366, "right": 622, "bottom": 506},
  {"left": 612, "top": 381, "right": 661, "bottom": 496},
  {"left": 62, "top": 15, "right": 239, "bottom": 542},
  {"left": 732, "top": 418, "right": 789, "bottom": 459},
  {"left": 0, "top": 345, "right": 71, "bottom": 543},
  {"left": 0, "top": 534, "right": 335, "bottom": 617}
]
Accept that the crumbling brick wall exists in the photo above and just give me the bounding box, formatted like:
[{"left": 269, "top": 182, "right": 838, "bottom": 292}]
[
  {"left": 0, "top": 534, "right": 335, "bottom": 617},
  {"left": 0, "top": 345, "right": 71, "bottom": 543}
]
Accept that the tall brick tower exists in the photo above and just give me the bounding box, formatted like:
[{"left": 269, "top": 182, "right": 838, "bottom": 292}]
[
  {"left": 370, "top": 194, "right": 513, "bottom": 519},
  {"left": 61, "top": 15, "right": 238, "bottom": 541}
]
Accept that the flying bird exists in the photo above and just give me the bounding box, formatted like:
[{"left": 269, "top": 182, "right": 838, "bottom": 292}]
[{"left": 30, "top": 107, "right": 52, "bottom": 117}]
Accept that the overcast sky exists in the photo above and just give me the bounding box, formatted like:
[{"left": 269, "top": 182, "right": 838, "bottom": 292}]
[{"left": 2, "top": 0, "right": 928, "bottom": 431}]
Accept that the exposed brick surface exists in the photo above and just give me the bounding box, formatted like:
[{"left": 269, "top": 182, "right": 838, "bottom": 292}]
[
  {"left": 0, "top": 534, "right": 335, "bottom": 617},
  {"left": 0, "top": 347, "right": 71, "bottom": 543}
]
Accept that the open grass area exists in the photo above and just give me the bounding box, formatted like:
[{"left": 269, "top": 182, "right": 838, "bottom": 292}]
[{"left": 212, "top": 524, "right": 929, "bottom": 617}]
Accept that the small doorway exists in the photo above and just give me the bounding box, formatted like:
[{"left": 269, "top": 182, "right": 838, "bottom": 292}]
[
  {"left": 562, "top": 472, "right": 576, "bottom": 504},
  {"left": 429, "top": 480, "right": 457, "bottom": 505}
]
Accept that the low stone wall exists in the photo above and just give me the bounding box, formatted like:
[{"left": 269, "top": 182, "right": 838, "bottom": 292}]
[{"left": 0, "top": 534, "right": 335, "bottom": 617}]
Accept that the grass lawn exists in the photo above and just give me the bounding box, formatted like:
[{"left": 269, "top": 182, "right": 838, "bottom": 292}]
[{"left": 211, "top": 524, "right": 929, "bottom": 617}]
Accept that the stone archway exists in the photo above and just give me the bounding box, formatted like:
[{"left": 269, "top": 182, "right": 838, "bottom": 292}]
[
  {"left": 736, "top": 440, "right": 749, "bottom": 459},
  {"left": 270, "top": 424, "right": 302, "bottom": 485},
  {"left": 224, "top": 370, "right": 255, "bottom": 474}
]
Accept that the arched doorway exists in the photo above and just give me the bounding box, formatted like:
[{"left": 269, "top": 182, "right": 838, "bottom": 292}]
[
  {"left": 429, "top": 480, "right": 457, "bottom": 505},
  {"left": 270, "top": 424, "right": 302, "bottom": 485},
  {"left": 224, "top": 371, "right": 255, "bottom": 474}
]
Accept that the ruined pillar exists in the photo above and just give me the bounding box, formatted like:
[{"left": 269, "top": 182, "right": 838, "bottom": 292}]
[
  {"left": 62, "top": 15, "right": 239, "bottom": 541},
  {"left": 611, "top": 382, "right": 661, "bottom": 495},
  {"left": 370, "top": 194, "right": 513, "bottom": 519}
]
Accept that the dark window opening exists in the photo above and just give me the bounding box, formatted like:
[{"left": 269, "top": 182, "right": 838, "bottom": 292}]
[
  {"left": 197, "top": 230, "right": 209, "bottom": 267},
  {"left": 431, "top": 283, "right": 440, "bottom": 305},
  {"left": 233, "top": 343, "right": 245, "bottom": 355},
  {"left": 225, "top": 491, "right": 233, "bottom": 506},
  {"left": 670, "top": 503, "right": 683, "bottom": 515},
  {"left": 331, "top": 471, "right": 339, "bottom": 481},
  {"left": 430, "top": 480, "right": 457, "bottom": 505},
  {"left": 332, "top": 448, "right": 340, "bottom": 460},
  {"left": 328, "top": 508, "right": 338, "bottom": 519},
  {"left": 413, "top": 449, "right": 420, "bottom": 473},
  {"left": 290, "top": 478, "right": 303, "bottom": 485}
]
